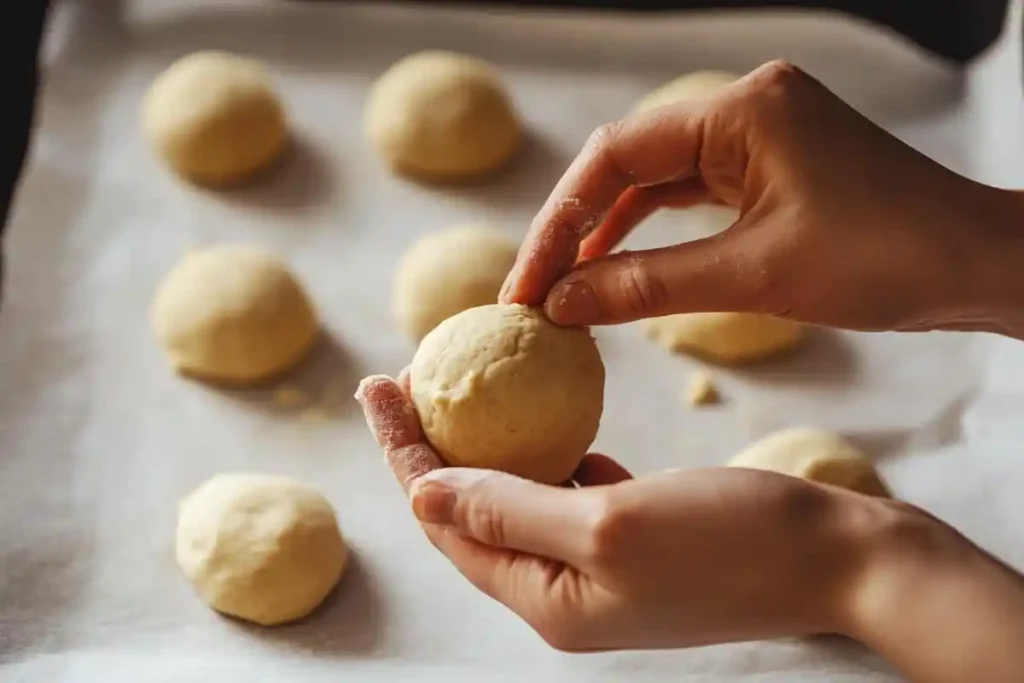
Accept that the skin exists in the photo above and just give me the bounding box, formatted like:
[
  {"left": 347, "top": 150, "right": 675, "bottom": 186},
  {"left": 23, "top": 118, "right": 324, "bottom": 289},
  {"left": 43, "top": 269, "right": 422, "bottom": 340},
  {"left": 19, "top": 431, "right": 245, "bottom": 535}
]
[{"left": 357, "top": 60, "right": 1024, "bottom": 680}]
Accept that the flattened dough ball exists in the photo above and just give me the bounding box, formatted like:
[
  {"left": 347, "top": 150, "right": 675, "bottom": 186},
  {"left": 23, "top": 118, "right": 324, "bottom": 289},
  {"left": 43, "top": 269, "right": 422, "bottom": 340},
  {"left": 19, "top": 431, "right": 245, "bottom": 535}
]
[
  {"left": 365, "top": 51, "right": 522, "bottom": 181},
  {"left": 645, "top": 312, "right": 806, "bottom": 365},
  {"left": 633, "top": 70, "right": 741, "bottom": 112},
  {"left": 393, "top": 225, "right": 518, "bottom": 340},
  {"left": 151, "top": 246, "right": 319, "bottom": 384},
  {"left": 176, "top": 473, "right": 348, "bottom": 625},
  {"left": 410, "top": 304, "right": 604, "bottom": 485},
  {"left": 142, "top": 51, "right": 287, "bottom": 186},
  {"left": 728, "top": 427, "right": 890, "bottom": 497}
]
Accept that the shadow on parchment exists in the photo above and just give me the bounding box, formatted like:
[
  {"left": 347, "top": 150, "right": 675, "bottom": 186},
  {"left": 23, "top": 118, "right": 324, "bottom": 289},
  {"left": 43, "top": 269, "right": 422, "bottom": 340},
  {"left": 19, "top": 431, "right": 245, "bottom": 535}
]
[
  {"left": 213, "top": 134, "right": 341, "bottom": 217},
  {"left": 404, "top": 128, "right": 572, "bottom": 217},
  {"left": 194, "top": 331, "right": 365, "bottom": 422},
  {"left": 226, "top": 551, "right": 386, "bottom": 658},
  {"left": 723, "top": 327, "right": 860, "bottom": 391}
]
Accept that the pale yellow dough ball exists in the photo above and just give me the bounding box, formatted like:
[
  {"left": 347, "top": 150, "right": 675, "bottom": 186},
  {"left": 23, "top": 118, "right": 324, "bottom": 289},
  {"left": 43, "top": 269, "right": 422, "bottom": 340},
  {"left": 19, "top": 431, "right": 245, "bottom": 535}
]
[
  {"left": 727, "top": 427, "right": 891, "bottom": 497},
  {"left": 175, "top": 472, "right": 348, "bottom": 626},
  {"left": 142, "top": 51, "right": 287, "bottom": 186},
  {"left": 393, "top": 225, "right": 518, "bottom": 341},
  {"left": 633, "top": 70, "right": 741, "bottom": 112},
  {"left": 644, "top": 312, "right": 806, "bottom": 365},
  {"left": 151, "top": 246, "right": 319, "bottom": 385},
  {"left": 410, "top": 304, "right": 604, "bottom": 485},
  {"left": 365, "top": 51, "right": 522, "bottom": 181}
]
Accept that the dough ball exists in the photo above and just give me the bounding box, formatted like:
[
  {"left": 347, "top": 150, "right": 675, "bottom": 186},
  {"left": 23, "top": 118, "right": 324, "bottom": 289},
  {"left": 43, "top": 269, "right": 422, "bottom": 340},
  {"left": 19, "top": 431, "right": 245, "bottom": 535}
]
[
  {"left": 393, "top": 225, "right": 518, "bottom": 340},
  {"left": 365, "top": 51, "right": 522, "bottom": 181},
  {"left": 644, "top": 312, "right": 806, "bottom": 365},
  {"left": 142, "top": 51, "right": 287, "bottom": 186},
  {"left": 410, "top": 304, "right": 604, "bottom": 485},
  {"left": 151, "top": 246, "right": 319, "bottom": 384},
  {"left": 633, "top": 70, "right": 740, "bottom": 112},
  {"left": 176, "top": 472, "right": 348, "bottom": 625},
  {"left": 727, "top": 427, "right": 890, "bottom": 497}
]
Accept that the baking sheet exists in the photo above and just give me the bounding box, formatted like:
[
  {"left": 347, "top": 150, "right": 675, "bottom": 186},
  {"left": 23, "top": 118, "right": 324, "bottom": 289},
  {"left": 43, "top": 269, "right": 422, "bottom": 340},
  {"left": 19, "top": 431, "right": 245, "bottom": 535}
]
[{"left": 2, "top": 0, "right": 1023, "bottom": 680}]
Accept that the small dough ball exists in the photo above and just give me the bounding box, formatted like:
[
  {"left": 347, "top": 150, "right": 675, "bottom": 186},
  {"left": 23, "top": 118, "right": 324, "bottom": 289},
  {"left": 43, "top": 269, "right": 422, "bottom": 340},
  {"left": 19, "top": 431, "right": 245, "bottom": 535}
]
[
  {"left": 151, "top": 246, "right": 319, "bottom": 384},
  {"left": 142, "top": 51, "right": 287, "bottom": 186},
  {"left": 393, "top": 225, "right": 518, "bottom": 340},
  {"left": 728, "top": 427, "right": 890, "bottom": 497},
  {"left": 365, "top": 51, "right": 522, "bottom": 181},
  {"left": 176, "top": 473, "right": 348, "bottom": 625},
  {"left": 410, "top": 304, "right": 604, "bottom": 484},
  {"left": 644, "top": 312, "right": 806, "bottom": 365},
  {"left": 633, "top": 70, "right": 740, "bottom": 112}
]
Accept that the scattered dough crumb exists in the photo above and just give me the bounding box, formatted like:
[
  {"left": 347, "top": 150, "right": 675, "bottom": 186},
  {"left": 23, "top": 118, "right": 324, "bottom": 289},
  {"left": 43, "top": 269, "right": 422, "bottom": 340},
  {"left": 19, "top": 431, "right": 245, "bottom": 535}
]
[
  {"left": 273, "top": 387, "right": 308, "bottom": 408},
  {"left": 686, "top": 371, "right": 720, "bottom": 407}
]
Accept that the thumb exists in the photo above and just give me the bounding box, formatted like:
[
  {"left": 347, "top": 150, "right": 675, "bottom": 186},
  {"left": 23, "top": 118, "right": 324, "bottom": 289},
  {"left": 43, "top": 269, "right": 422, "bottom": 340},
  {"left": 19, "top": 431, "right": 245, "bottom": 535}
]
[
  {"left": 544, "top": 227, "right": 766, "bottom": 326},
  {"left": 410, "top": 468, "right": 596, "bottom": 566}
]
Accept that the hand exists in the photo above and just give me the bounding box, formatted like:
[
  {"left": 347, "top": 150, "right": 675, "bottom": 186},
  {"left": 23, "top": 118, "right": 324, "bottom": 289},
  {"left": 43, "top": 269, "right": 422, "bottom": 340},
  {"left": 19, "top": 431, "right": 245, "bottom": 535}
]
[
  {"left": 500, "top": 60, "right": 1024, "bottom": 338},
  {"left": 356, "top": 373, "right": 878, "bottom": 651}
]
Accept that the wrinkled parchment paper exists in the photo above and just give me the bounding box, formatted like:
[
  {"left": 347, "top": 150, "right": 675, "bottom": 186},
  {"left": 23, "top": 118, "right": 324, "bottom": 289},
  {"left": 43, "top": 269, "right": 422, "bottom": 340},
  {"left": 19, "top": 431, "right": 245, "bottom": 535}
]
[{"left": 2, "top": 1, "right": 1023, "bottom": 680}]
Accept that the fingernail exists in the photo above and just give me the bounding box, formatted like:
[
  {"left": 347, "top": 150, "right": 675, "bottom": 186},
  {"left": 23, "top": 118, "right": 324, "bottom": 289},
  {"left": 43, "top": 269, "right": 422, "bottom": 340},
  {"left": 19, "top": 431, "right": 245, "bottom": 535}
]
[
  {"left": 410, "top": 479, "right": 457, "bottom": 526},
  {"left": 546, "top": 278, "right": 599, "bottom": 324}
]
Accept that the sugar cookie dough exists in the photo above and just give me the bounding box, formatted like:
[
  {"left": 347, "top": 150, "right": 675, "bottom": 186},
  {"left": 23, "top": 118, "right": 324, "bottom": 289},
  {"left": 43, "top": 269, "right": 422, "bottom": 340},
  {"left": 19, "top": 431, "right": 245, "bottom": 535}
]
[
  {"left": 728, "top": 427, "right": 890, "bottom": 497},
  {"left": 686, "top": 370, "right": 720, "bottom": 407},
  {"left": 142, "top": 51, "right": 287, "bottom": 186},
  {"left": 393, "top": 225, "right": 518, "bottom": 340},
  {"left": 633, "top": 70, "right": 740, "bottom": 112},
  {"left": 151, "top": 246, "right": 319, "bottom": 384},
  {"left": 410, "top": 304, "right": 604, "bottom": 485},
  {"left": 365, "top": 51, "right": 521, "bottom": 181},
  {"left": 644, "top": 312, "right": 806, "bottom": 365},
  {"left": 176, "top": 473, "right": 348, "bottom": 625}
]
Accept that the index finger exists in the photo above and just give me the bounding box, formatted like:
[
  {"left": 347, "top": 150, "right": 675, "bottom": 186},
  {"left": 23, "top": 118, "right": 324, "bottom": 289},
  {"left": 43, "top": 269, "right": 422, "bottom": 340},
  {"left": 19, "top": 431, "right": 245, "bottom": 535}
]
[
  {"left": 355, "top": 374, "right": 443, "bottom": 493},
  {"left": 500, "top": 105, "right": 711, "bottom": 306}
]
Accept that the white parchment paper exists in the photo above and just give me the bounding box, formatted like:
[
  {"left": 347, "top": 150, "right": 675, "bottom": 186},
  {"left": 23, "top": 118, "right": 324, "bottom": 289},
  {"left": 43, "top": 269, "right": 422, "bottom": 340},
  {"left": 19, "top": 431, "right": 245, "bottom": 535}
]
[{"left": 2, "top": 1, "right": 1023, "bottom": 680}]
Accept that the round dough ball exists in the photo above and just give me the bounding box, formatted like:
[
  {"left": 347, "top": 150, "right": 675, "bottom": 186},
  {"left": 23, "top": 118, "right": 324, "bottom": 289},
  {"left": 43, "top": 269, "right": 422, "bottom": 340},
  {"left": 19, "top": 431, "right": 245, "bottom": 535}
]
[
  {"left": 393, "top": 225, "right": 518, "bottom": 340},
  {"left": 365, "top": 51, "right": 522, "bottom": 181},
  {"left": 727, "top": 427, "right": 890, "bottom": 497},
  {"left": 151, "top": 246, "right": 319, "bottom": 384},
  {"left": 633, "top": 70, "right": 740, "bottom": 112},
  {"left": 176, "top": 473, "right": 348, "bottom": 625},
  {"left": 142, "top": 51, "right": 287, "bottom": 186},
  {"left": 410, "top": 304, "right": 604, "bottom": 485},
  {"left": 644, "top": 312, "right": 806, "bottom": 365}
]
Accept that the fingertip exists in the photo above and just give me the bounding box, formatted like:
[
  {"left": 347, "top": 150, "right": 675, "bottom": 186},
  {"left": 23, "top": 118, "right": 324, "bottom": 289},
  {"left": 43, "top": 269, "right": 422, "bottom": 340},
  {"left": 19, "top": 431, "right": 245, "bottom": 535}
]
[
  {"left": 354, "top": 374, "right": 400, "bottom": 406},
  {"left": 574, "top": 453, "right": 633, "bottom": 486},
  {"left": 544, "top": 274, "right": 602, "bottom": 327}
]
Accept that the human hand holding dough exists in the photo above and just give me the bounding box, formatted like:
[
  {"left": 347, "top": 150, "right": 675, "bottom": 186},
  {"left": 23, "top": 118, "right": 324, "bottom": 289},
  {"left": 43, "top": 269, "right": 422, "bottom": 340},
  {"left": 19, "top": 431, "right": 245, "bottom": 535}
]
[
  {"left": 151, "top": 246, "right": 319, "bottom": 385},
  {"left": 727, "top": 427, "right": 890, "bottom": 497},
  {"left": 393, "top": 225, "right": 518, "bottom": 340},
  {"left": 176, "top": 473, "right": 348, "bottom": 626},
  {"left": 142, "top": 51, "right": 287, "bottom": 187},
  {"left": 365, "top": 51, "right": 522, "bottom": 181},
  {"left": 409, "top": 304, "right": 604, "bottom": 485}
]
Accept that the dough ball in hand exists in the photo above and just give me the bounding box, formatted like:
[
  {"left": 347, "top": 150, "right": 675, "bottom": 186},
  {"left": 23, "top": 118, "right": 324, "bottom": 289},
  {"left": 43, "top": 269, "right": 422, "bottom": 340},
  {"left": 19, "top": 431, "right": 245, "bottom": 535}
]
[
  {"left": 393, "top": 225, "right": 518, "bottom": 340},
  {"left": 410, "top": 304, "right": 605, "bottom": 485},
  {"left": 633, "top": 70, "right": 740, "bottom": 112},
  {"left": 727, "top": 427, "right": 890, "bottom": 497},
  {"left": 142, "top": 51, "right": 287, "bottom": 186},
  {"left": 175, "top": 472, "right": 348, "bottom": 626},
  {"left": 151, "top": 246, "right": 319, "bottom": 385},
  {"left": 644, "top": 312, "right": 806, "bottom": 365},
  {"left": 365, "top": 51, "right": 522, "bottom": 181}
]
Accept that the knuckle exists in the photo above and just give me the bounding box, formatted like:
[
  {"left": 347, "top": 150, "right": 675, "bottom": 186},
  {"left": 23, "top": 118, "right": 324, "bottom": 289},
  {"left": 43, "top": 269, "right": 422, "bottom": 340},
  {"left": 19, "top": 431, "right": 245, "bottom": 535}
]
[
  {"left": 462, "top": 497, "right": 507, "bottom": 547},
  {"left": 585, "top": 121, "right": 632, "bottom": 185},
  {"left": 584, "top": 492, "right": 631, "bottom": 563},
  {"left": 585, "top": 121, "right": 620, "bottom": 153},
  {"left": 758, "top": 59, "right": 809, "bottom": 87},
  {"left": 617, "top": 256, "right": 668, "bottom": 318}
]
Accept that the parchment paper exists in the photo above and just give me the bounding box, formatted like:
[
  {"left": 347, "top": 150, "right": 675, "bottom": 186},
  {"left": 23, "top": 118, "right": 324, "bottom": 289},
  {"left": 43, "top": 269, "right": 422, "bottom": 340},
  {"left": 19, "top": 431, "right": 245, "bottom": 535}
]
[{"left": 2, "top": 1, "right": 1023, "bottom": 680}]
